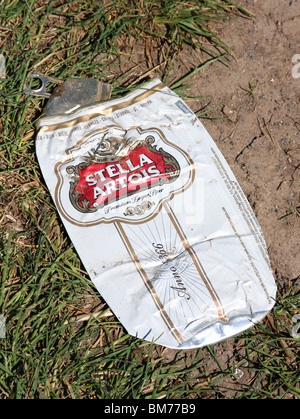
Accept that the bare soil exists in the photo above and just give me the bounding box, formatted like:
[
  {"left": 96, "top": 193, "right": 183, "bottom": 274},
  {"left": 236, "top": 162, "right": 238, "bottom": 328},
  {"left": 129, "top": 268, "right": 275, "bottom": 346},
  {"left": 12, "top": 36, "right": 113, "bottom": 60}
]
[
  {"left": 117, "top": 0, "right": 300, "bottom": 284},
  {"left": 200, "top": 0, "right": 300, "bottom": 283}
]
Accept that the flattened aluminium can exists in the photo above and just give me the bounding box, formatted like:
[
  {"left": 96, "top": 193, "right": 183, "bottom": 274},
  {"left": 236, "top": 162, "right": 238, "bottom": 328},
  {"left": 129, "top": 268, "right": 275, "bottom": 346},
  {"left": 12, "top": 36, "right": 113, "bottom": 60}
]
[{"left": 34, "top": 77, "right": 277, "bottom": 349}]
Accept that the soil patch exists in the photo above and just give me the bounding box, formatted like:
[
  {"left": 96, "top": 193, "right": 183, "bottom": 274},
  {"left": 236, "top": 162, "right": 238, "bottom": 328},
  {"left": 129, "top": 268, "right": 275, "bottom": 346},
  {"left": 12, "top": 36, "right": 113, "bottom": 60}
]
[{"left": 186, "top": 0, "right": 300, "bottom": 281}]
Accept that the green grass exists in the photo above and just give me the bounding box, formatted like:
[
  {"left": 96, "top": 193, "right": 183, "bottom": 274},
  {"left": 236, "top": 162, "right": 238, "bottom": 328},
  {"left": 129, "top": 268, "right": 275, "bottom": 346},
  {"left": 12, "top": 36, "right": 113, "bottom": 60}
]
[{"left": 0, "top": 0, "right": 299, "bottom": 399}]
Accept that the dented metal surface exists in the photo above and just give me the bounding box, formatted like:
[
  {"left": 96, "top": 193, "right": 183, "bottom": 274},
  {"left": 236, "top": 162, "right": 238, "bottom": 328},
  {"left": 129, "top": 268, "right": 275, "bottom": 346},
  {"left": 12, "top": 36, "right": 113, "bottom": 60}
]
[
  {"left": 24, "top": 71, "right": 112, "bottom": 115},
  {"left": 26, "top": 74, "right": 277, "bottom": 349}
]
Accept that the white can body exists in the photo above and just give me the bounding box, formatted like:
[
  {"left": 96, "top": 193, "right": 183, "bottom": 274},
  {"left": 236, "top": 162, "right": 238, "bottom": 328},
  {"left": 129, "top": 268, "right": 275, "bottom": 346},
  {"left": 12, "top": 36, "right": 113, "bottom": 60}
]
[{"left": 36, "top": 78, "right": 277, "bottom": 349}]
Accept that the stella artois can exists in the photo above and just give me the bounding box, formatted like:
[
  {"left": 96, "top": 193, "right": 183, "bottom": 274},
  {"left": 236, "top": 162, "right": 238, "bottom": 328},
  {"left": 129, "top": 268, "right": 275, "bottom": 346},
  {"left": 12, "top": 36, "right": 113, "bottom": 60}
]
[{"left": 34, "top": 77, "right": 277, "bottom": 349}]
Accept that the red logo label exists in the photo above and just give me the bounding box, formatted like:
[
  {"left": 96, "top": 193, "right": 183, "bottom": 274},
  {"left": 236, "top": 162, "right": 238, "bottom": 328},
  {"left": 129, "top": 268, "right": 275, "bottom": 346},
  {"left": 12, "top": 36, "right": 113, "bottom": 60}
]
[{"left": 67, "top": 136, "right": 180, "bottom": 213}]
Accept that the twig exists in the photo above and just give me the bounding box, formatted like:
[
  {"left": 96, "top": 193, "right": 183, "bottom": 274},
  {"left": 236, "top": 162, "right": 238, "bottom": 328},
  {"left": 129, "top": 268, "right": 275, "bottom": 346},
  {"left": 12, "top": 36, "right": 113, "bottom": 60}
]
[{"left": 257, "top": 116, "right": 280, "bottom": 151}]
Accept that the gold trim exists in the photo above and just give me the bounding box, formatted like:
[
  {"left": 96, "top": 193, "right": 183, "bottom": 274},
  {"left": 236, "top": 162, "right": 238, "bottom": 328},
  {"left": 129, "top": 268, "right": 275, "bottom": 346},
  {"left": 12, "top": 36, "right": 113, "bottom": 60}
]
[
  {"left": 114, "top": 201, "right": 227, "bottom": 345},
  {"left": 114, "top": 221, "right": 185, "bottom": 345},
  {"left": 164, "top": 202, "right": 228, "bottom": 323},
  {"left": 54, "top": 126, "right": 195, "bottom": 227},
  {"left": 38, "top": 81, "right": 165, "bottom": 134}
]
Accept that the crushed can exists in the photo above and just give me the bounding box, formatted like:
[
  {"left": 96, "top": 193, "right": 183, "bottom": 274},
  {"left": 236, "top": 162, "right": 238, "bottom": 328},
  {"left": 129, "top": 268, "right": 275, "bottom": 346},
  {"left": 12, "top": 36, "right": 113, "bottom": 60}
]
[{"left": 25, "top": 72, "right": 277, "bottom": 349}]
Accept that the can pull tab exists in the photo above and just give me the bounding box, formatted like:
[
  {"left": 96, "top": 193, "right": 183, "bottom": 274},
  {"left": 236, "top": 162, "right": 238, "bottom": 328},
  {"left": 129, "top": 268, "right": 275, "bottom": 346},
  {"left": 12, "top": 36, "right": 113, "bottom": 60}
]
[{"left": 24, "top": 71, "right": 63, "bottom": 98}]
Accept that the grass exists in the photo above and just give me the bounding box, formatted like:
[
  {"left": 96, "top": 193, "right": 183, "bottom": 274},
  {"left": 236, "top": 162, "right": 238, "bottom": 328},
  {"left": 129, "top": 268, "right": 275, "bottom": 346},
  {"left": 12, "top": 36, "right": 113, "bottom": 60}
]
[
  {"left": 0, "top": 0, "right": 299, "bottom": 399},
  {"left": 240, "top": 81, "right": 257, "bottom": 97}
]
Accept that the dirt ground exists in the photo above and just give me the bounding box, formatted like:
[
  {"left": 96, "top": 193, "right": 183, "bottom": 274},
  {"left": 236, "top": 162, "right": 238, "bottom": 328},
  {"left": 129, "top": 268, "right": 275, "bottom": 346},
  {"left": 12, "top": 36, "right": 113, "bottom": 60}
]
[
  {"left": 117, "top": 0, "right": 300, "bottom": 395},
  {"left": 183, "top": 0, "right": 300, "bottom": 283},
  {"left": 118, "top": 0, "right": 300, "bottom": 284},
  {"left": 200, "top": 0, "right": 300, "bottom": 283}
]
